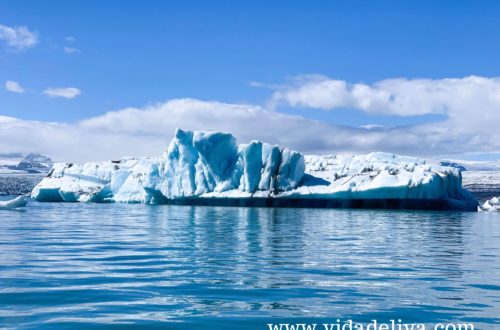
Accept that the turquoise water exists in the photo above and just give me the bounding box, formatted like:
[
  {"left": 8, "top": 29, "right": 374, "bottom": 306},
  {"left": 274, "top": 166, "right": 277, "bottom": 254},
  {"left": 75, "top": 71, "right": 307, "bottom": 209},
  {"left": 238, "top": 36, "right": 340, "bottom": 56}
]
[{"left": 0, "top": 199, "right": 499, "bottom": 329}]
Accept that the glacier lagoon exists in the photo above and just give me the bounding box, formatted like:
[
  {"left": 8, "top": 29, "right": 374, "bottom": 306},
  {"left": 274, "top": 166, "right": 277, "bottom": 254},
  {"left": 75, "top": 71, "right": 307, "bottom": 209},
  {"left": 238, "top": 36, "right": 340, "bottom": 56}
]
[
  {"left": 3, "top": 128, "right": 498, "bottom": 328},
  {"left": 0, "top": 197, "right": 499, "bottom": 329}
]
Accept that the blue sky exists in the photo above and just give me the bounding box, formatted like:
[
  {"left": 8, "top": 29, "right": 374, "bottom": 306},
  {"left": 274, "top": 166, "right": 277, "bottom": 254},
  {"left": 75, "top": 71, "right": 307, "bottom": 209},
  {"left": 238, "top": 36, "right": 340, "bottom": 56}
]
[{"left": 1, "top": 1, "right": 500, "bottom": 161}]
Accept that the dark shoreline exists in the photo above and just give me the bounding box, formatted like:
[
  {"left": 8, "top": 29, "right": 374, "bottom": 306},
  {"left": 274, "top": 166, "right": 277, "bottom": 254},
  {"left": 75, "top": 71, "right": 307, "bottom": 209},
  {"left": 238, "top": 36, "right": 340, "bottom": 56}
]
[{"left": 0, "top": 174, "right": 44, "bottom": 196}]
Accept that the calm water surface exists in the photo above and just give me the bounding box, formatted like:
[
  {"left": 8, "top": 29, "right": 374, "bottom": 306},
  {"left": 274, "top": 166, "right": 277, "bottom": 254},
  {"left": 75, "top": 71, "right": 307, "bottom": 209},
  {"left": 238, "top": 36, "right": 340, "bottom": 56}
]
[{"left": 0, "top": 198, "right": 499, "bottom": 329}]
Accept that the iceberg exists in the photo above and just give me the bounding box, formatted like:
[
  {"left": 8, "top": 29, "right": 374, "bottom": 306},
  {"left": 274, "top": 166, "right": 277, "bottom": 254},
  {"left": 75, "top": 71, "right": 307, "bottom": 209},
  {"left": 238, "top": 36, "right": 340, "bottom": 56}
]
[
  {"left": 0, "top": 196, "right": 28, "bottom": 210},
  {"left": 479, "top": 197, "right": 500, "bottom": 212},
  {"left": 32, "top": 129, "right": 477, "bottom": 211}
]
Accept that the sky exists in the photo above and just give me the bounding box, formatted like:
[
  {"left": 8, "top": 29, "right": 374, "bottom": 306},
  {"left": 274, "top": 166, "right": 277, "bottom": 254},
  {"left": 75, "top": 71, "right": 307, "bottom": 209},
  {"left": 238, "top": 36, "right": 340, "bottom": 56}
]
[{"left": 1, "top": 1, "right": 500, "bottom": 162}]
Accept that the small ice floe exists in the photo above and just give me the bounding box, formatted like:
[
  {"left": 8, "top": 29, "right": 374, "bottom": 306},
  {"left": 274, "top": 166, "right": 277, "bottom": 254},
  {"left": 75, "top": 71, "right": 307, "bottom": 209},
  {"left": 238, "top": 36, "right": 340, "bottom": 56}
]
[
  {"left": 479, "top": 197, "right": 500, "bottom": 212},
  {"left": 0, "top": 196, "right": 29, "bottom": 210}
]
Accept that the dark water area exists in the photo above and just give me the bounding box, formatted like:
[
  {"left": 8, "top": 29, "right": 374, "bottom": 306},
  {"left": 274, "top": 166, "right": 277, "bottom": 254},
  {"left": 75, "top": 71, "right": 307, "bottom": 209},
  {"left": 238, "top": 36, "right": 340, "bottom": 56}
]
[{"left": 0, "top": 199, "right": 499, "bottom": 329}]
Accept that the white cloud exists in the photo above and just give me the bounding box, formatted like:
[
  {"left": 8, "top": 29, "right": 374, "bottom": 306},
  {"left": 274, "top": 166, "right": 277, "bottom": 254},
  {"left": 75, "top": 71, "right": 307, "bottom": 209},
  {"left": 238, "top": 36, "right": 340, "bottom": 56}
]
[
  {"left": 65, "top": 36, "right": 76, "bottom": 42},
  {"left": 64, "top": 46, "right": 80, "bottom": 55},
  {"left": 0, "top": 24, "right": 38, "bottom": 51},
  {"left": 269, "top": 74, "right": 500, "bottom": 150},
  {"left": 0, "top": 97, "right": 499, "bottom": 163},
  {"left": 43, "top": 87, "right": 81, "bottom": 99},
  {"left": 5, "top": 80, "right": 25, "bottom": 93},
  {"left": 270, "top": 74, "right": 500, "bottom": 117}
]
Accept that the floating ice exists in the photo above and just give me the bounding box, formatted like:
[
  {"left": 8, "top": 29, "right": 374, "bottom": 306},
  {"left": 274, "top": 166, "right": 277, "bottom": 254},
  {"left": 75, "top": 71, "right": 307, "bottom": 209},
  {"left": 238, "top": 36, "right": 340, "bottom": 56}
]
[
  {"left": 0, "top": 196, "right": 28, "bottom": 210},
  {"left": 32, "top": 129, "right": 477, "bottom": 210},
  {"left": 479, "top": 197, "right": 500, "bottom": 212}
]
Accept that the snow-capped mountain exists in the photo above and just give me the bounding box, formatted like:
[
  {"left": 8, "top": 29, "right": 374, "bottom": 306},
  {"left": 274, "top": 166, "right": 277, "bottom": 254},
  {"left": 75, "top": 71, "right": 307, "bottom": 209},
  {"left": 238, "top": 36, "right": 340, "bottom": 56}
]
[
  {"left": 0, "top": 153, "right": 53, "bottom": 174},
  {"left": 451, "top": 159, "right": 500, "bottom": 171}
]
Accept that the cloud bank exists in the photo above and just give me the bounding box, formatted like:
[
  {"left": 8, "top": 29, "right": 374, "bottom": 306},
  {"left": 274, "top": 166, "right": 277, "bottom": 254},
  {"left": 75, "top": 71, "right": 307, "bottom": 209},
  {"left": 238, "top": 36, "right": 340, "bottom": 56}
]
[
  {"left": 0, "top": 24, "right": 38, "bottom": 51},
  {"left": 269, "top": 74, "right": 500, "bottom": 151},
  {"left": 0, "top": 75, "right": 499, "bottom": 162},
  {"left": 270, "top": 75, "right": 500, "bottom": 120},
  {"left": 0, "top": 85, "right": 499, "bottom": 163}
]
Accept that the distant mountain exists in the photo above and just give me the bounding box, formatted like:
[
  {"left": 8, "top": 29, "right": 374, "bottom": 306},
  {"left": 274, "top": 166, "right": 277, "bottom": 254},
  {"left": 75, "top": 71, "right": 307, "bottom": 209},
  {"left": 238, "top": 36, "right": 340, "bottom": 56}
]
[
  {"left": 452, "top": 160, "right": 500, "bottom": 171},
  {"left": 439, "top": 161, "right": 467, "bottom": 171},
  {"left": 427, "top": 157, "right": 500, "bottom": 172},
  {"left": 0, "top": 153, "right": 53, "bottom": 174},
  {"left": 15, "top": 153, "right": 53, "bottom": 173}
]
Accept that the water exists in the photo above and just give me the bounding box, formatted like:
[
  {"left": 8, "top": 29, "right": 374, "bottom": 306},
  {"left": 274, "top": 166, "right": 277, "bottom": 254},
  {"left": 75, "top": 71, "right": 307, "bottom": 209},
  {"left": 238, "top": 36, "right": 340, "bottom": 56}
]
[{"left": 1, "top": 199, "right": 499, "bottom": 329}]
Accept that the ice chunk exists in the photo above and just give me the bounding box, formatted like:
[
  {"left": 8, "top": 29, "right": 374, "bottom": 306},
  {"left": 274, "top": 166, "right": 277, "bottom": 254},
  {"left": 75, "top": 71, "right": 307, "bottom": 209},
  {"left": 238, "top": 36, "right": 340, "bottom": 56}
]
[
  {"left": 258, "top": 143, "right": 281, "bottom": 191},
  {"left": 0, "top": 196, "right": 28, "bottom": 209},
  {"left": 32, "top": 129, "right": 305, "bottom": 202},
  {"left": 237, "top": 141, "right": 263, "bottom": 193},
  {"left": 193, "top": 130, "right": 238, "bottom": 181},
  {"left": 235, "top": 142, "right": 305, "bottom": 193},
  {"left": 160, "top": 128, "right": 238, "bottom": 198},
  {"left": 479, "top": 197, "right": 500, "bottom": 212},
  {"left": 278, "top": 149, "right": 305, "bottom": 190}
]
